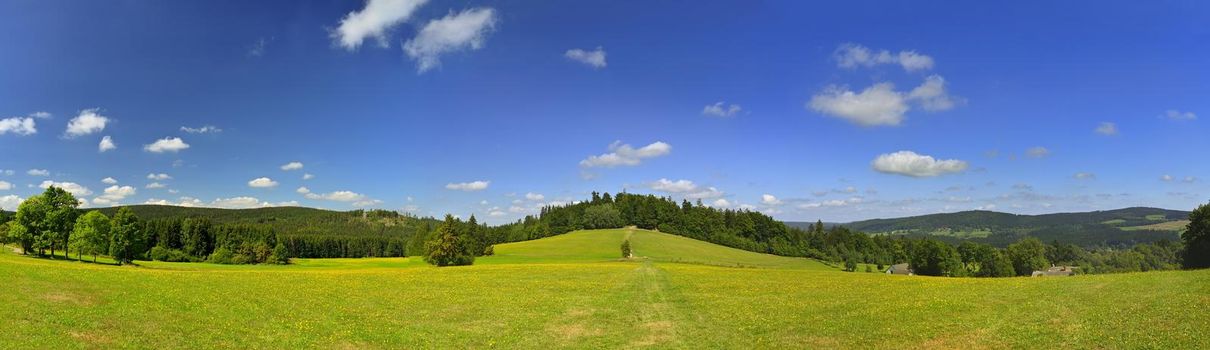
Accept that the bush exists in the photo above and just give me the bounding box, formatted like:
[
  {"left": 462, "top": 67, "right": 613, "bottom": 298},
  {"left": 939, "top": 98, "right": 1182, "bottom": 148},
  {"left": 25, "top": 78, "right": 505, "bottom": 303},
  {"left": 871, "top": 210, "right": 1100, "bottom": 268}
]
[
  {"left": 482, "top": 245, "right": 495, "bottom": 256},
  {"left": 207, "top": 247, "right": 234, "bottom": 264},
  {"left": 149, "top": 246, "right": 190, "bottom": 262}
]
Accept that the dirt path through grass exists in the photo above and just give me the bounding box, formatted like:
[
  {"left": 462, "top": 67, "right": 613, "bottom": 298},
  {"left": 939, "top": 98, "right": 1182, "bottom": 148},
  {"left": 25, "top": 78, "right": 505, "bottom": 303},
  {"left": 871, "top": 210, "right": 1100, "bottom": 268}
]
[{"left": 625, "top": 260, "right": 683, "bottom": 348}]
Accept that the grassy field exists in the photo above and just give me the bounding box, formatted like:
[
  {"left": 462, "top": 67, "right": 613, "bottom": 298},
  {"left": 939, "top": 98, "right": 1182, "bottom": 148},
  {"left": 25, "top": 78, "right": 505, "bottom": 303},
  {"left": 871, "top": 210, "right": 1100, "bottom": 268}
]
[
  {"left": 1120, "top": 220, "right": 1190, "bottom": 232},
  {"left": 2, "top": 228, "right": 1208, "bottom": 348}
]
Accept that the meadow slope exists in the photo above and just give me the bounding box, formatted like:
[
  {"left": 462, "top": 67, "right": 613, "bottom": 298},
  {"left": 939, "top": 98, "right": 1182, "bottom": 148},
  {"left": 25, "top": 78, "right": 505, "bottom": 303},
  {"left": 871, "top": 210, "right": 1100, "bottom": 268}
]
[{"left": 2, "top": 228, "right": 1207, "bottom": 349}]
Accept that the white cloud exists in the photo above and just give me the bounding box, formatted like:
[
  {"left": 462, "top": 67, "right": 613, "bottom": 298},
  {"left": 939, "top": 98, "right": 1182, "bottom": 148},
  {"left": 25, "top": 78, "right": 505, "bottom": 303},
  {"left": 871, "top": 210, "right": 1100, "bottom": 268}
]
[
  {"left": 39, "top": 180, "right": 92, "bottom": 196},
  {"left": 738, "top": 204, "right": 756, "bottom": 211},
  {"left": 648, "top": 178, "right": 724, "bottom": 199},
  {"left": 809, "top": 83, "right": 908, "bottom": 126},
  {"left": 445, "top": 180, "right": 489, "bottom": 191},
  {"left": 248, "top": 177, "right": 279, "bottom": 188},
  {"left": 871, "top": 151, "right": 968, "bottom": 177},
  {"left": 1026, "top": 146, "right": 1050, "bottom": 158},
  {"left": 97, "top": 185, "right": 136, "bottom": 203},
  {"left": 280, "top": 162, "right": 304, "bottom": 171},
  {"left": 64, "top": 109, "right": 109, "bottom": 138},
  {"left": 302, "top": 173, "right": 315, "bottom": 180},
  {"left": 834, "top": 43, "right": 934, "bottom": 72},
  {"left": 144, "top": 137, "right": 190, "bottom": 153},
  {"left": 98, "top": 136, "right": 116, "bottom": 152},
  {"left": 0, "top": 117, "right": 37, "bottom": 136},
  {"left": 0, "top": 181, "right": 11, "bottom": 191},
  {"left": 702, "top": 102, "right": 743, "bottom": 118},
  {"left": 1074, "top": 172, "right": 1096, "bottom": 180},
  {"left": 211, "top": 196, "right": 268, "bottom": 209},
  {"left": 304, "top": 190, "right": 368, "bottom": 202},
  {"left": 0, "top": 195, "right": 22, "bottom": 211},
  {"left": 332, "top": 0, "right": 429, "bottom": 51},
  {"left": 525, "top": 192, "right": 545, "bottom": 201},
  {"left": 352, "top": 199, "right": 383, "bottom": 207},
  {"left": 711, "top": 199, "right": 731, "bottom": 208},
  {"left": 580, "top": 141, "right": 671, "bottom": 168},
  {"left": 29, "top": 111, "right": 51, "bottom": 119},
  {"left": 403, "top": 7, "right": 498, "bottom": 73},
  {"left": 101, "top": 177, "right": 118, "bottom": 185},
  {"left": 1184, "top": 176, "right": 1199, "bottom": 183},
  {"left": 147, "top": 173, "right": 172, "bottom": 181},
  {"left": 906, "top": 75, "right": 960, "bottom": 112},
  {"left": 564, "top": 47, "right": 607, "bottom": 69},
  {"left": 761, "top": 194, "right": 782, "bottom": 206},
  {"left": 296, "top": 186, "right": 311, "bottom": 194},
  {"left": 1161, "top": 174, "right": 1173, "bottom": 182},
  {"left": 1163, "top": 109, "right": 1197, "bottom": 121},
  {"left": 27, "top": 169, "right": 49, "bottom": 177},
  {"left": 180, "top": 125, "right": 222, "bottom": 133},
  {"left": 1, "top": 170, "right": 13, "bottom": 176},
  {"left": 145, "top": 182, "right": 166, "bottom": 189},
  {"left": 1094, "top": 122, "right": 1118, "bottom": 136},
  {"left": 488, "top": 209, "right": 506, "bottom": 217}
]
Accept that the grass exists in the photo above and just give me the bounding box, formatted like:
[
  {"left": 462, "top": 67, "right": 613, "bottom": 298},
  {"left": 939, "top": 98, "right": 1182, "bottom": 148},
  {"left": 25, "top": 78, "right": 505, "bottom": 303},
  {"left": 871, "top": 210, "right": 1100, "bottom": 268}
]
[
  {"left": 1120, "top": 220, "right": 1190, "bottom": 232},
  {"left": 2, "top": 228, "right": 1208, "bottom": 349}
]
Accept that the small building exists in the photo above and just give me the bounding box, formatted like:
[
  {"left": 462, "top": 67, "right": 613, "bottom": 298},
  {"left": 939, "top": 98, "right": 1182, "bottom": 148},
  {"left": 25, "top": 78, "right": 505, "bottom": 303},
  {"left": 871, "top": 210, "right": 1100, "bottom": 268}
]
[
  {"left": 886, "top": 263, "right": 913, "bottom": 275},
  {"left": 1031, "top": 265, "right": 1078, "bottom": 277}
]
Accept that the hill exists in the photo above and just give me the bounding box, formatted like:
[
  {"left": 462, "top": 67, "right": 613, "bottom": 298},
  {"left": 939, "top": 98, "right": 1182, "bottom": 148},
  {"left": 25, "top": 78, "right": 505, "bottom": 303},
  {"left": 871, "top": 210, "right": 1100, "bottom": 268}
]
[
  {"left": 815, "top": 207, "right": 1190, "bottom": 247},
  {"left": 2, "top": 228, "right": 1206, "bottom": 348}
]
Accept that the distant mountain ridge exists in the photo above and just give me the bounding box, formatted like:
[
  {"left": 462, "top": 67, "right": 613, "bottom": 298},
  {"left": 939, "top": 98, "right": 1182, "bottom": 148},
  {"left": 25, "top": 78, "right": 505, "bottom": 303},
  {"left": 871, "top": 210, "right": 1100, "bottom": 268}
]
[{"left": 787, "top": 207, "right": 1190, "bottom": 247}]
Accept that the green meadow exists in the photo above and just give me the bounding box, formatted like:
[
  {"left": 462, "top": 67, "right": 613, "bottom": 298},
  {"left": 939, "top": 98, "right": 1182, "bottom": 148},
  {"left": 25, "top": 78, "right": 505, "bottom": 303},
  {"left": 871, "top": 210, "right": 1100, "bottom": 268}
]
[{"left": 3, "top": 228, "right": 1208, "bottom": 349}]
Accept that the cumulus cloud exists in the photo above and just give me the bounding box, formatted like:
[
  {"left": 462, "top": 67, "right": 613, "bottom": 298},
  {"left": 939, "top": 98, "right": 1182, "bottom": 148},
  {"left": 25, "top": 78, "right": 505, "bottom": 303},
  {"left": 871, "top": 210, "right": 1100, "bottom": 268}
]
[
  {"left": 580, "top": 141, "right": 671, "bottom": 168},
  {"left": 1163, "top": 109, "right": 1197, "bottom": 121},
  {"left": 0, "top": 181, "right": 11, "bottom": 191},
  {"left": 1161, "top": 174, "right": 1174, "bottom": 182},
  {"left": 648, "top": 178, "right": 724, "bottom": 199},
  {"left": 0, "top": 117, "right": 37, "bottom": 136},
  {"left": 834, "top": 43, "right": 934, "bottom": 72},
  {"left": 711, "top": 198, "right": 731, "bottom": 208},
  {"left": 180, "top": 125, "right": 222, "bottom": 133},
  {"left": 702, "top": 102, "right": 743, "bottom": 118},
  {"left": 445, "top": 180, "right": 489, "bottom": 191},
  {"left": 211, "top": 197, "right": 271, "bottom": 209},
  {"left": 248, "top": 177, "right": 279, "bottom": 188},
  {"left": 98, "top": 136, "right": 116, "bottom": 152},
  {"left": 0, "top": 195, "right": 22, "bottom": 211},
  {"left": 1074, "top": 172, "right": 1096, "bottom": 180},
  {"left": 871, "top": 151, "right": 968, "bottom": 177},
  {"left": 1026, "top": 146, "right": 1050, "bottom": 158},
  {"left": 96, "top": 185, "right": 136, "bottom": 203},
  {"left": 564, "top": 47, "right": 607, "bottom": 69},
  {"left": 403, "top": 7, "right": 498, "bottom": 73},
  {"left": 145, "top": 182, "right": 166, "bottom": 189},
  {"left": 280, "top": 162, "right": 304, "bottom": 171},
  {"left": 147, "top": 173, "right": 172, "bottom": 181},
  {"left": 761, "top": 194, "right": 782, "bottom": 206},
  {"left": 810, "top": 75, "right": 960, "bottom": 126},
  {"left": 144, "top": 137, "right": 190, "bottom": 153},
  {"left": 102, "top": 177, "right": 118, "bottom": 184},
  {"left": 27, "top": 169, "right": 49, "bottom": 176},
  {"left": 303, "top": 173, "right": 315, "bottom": 180},
  {"left": 809, "top": 83, "right": 908, "bottom": 126},
  {"left": 352, "top": 199, "right": 383, "bottom": 208},
  {"left": 304, "top": 190, "right": 368, "bottom": 202},
  {"left": 64, "top": 109, "right": 109, "bottom": 138},
  {"left": 296, "top": 186, "right": 311, "bottom": 194},
  {"left": 39, "top": 180, "right": 93, "bottom": 196},
  {"left": 906, "top": 75, "right": 960, "bottom": 112},
  {"left": 332, "top": 0, "right": 429, "bottom": 51},
  {"left": 1091, "top": 122, "right": 1118, "bottom": 136},
  {"left": 525, "top": 192, "right": 545, "bottom": 201}
]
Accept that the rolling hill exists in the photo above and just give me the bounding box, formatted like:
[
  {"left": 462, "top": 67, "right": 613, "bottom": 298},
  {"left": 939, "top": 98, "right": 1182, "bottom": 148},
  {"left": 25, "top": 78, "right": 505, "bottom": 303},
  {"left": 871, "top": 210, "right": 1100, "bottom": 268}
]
[
  {"left": 2, "top": 228, "right": 1206, "bottom": 348},
  {"left": 790, "top": 207, "right": 1190, "bottom": 247}
]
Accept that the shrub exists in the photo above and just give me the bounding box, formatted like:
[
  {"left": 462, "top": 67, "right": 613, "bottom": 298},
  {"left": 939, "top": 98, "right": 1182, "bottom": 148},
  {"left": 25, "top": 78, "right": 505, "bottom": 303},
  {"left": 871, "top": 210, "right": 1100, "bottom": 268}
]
[
  {"left": 207, "top": 247, "right": 234, "bottom": 264},
  {"left": 149, "top": 246, "right": 190, "bottom": 262},
  {"left": 482, "top": 245, "right": 495, "bottom": 256},
  {"left": 621, "top": 239, "right": 632, "bottom": 258}
]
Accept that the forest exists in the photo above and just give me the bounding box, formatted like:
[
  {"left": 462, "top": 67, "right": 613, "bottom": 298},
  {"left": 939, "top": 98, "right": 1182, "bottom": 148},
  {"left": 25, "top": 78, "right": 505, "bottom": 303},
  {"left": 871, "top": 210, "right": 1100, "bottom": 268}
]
[{"left": 1, "top": 187, "right": 1204, "bottom": 274}]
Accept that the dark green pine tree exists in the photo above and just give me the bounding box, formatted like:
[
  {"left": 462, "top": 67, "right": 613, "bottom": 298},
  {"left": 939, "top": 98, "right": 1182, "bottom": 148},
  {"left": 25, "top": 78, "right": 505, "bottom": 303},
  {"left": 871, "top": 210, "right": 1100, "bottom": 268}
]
[{"left": 424, "top": 215, "right": 474, "bottom": 267}]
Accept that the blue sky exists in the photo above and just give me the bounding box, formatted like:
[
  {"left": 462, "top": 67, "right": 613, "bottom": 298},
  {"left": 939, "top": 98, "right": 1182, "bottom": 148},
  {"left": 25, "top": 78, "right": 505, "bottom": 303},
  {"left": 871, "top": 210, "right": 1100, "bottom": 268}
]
[{"left": 1, "top": 0, "right": 1207, "bottom": 223}]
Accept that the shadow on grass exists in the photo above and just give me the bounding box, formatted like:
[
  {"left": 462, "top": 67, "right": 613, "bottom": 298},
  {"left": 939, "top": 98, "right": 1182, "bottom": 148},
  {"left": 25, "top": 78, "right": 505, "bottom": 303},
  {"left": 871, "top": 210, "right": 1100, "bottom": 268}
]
[{"left": 12, "top": 250, "right": 123, "bottom": 266}]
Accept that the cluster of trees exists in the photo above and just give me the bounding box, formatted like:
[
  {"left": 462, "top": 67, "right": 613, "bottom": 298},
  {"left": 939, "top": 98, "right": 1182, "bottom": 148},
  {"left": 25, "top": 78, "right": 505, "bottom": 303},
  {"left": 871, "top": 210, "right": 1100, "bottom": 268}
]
[
  {"left": 140, "top": 218, "right": 289, "bottom": 264},
  {"left": 422, "top": 215, "right": 478, "bottom": 266},
  {"left": 0, "top": 187, "right": 143, "bottom": 264}
]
